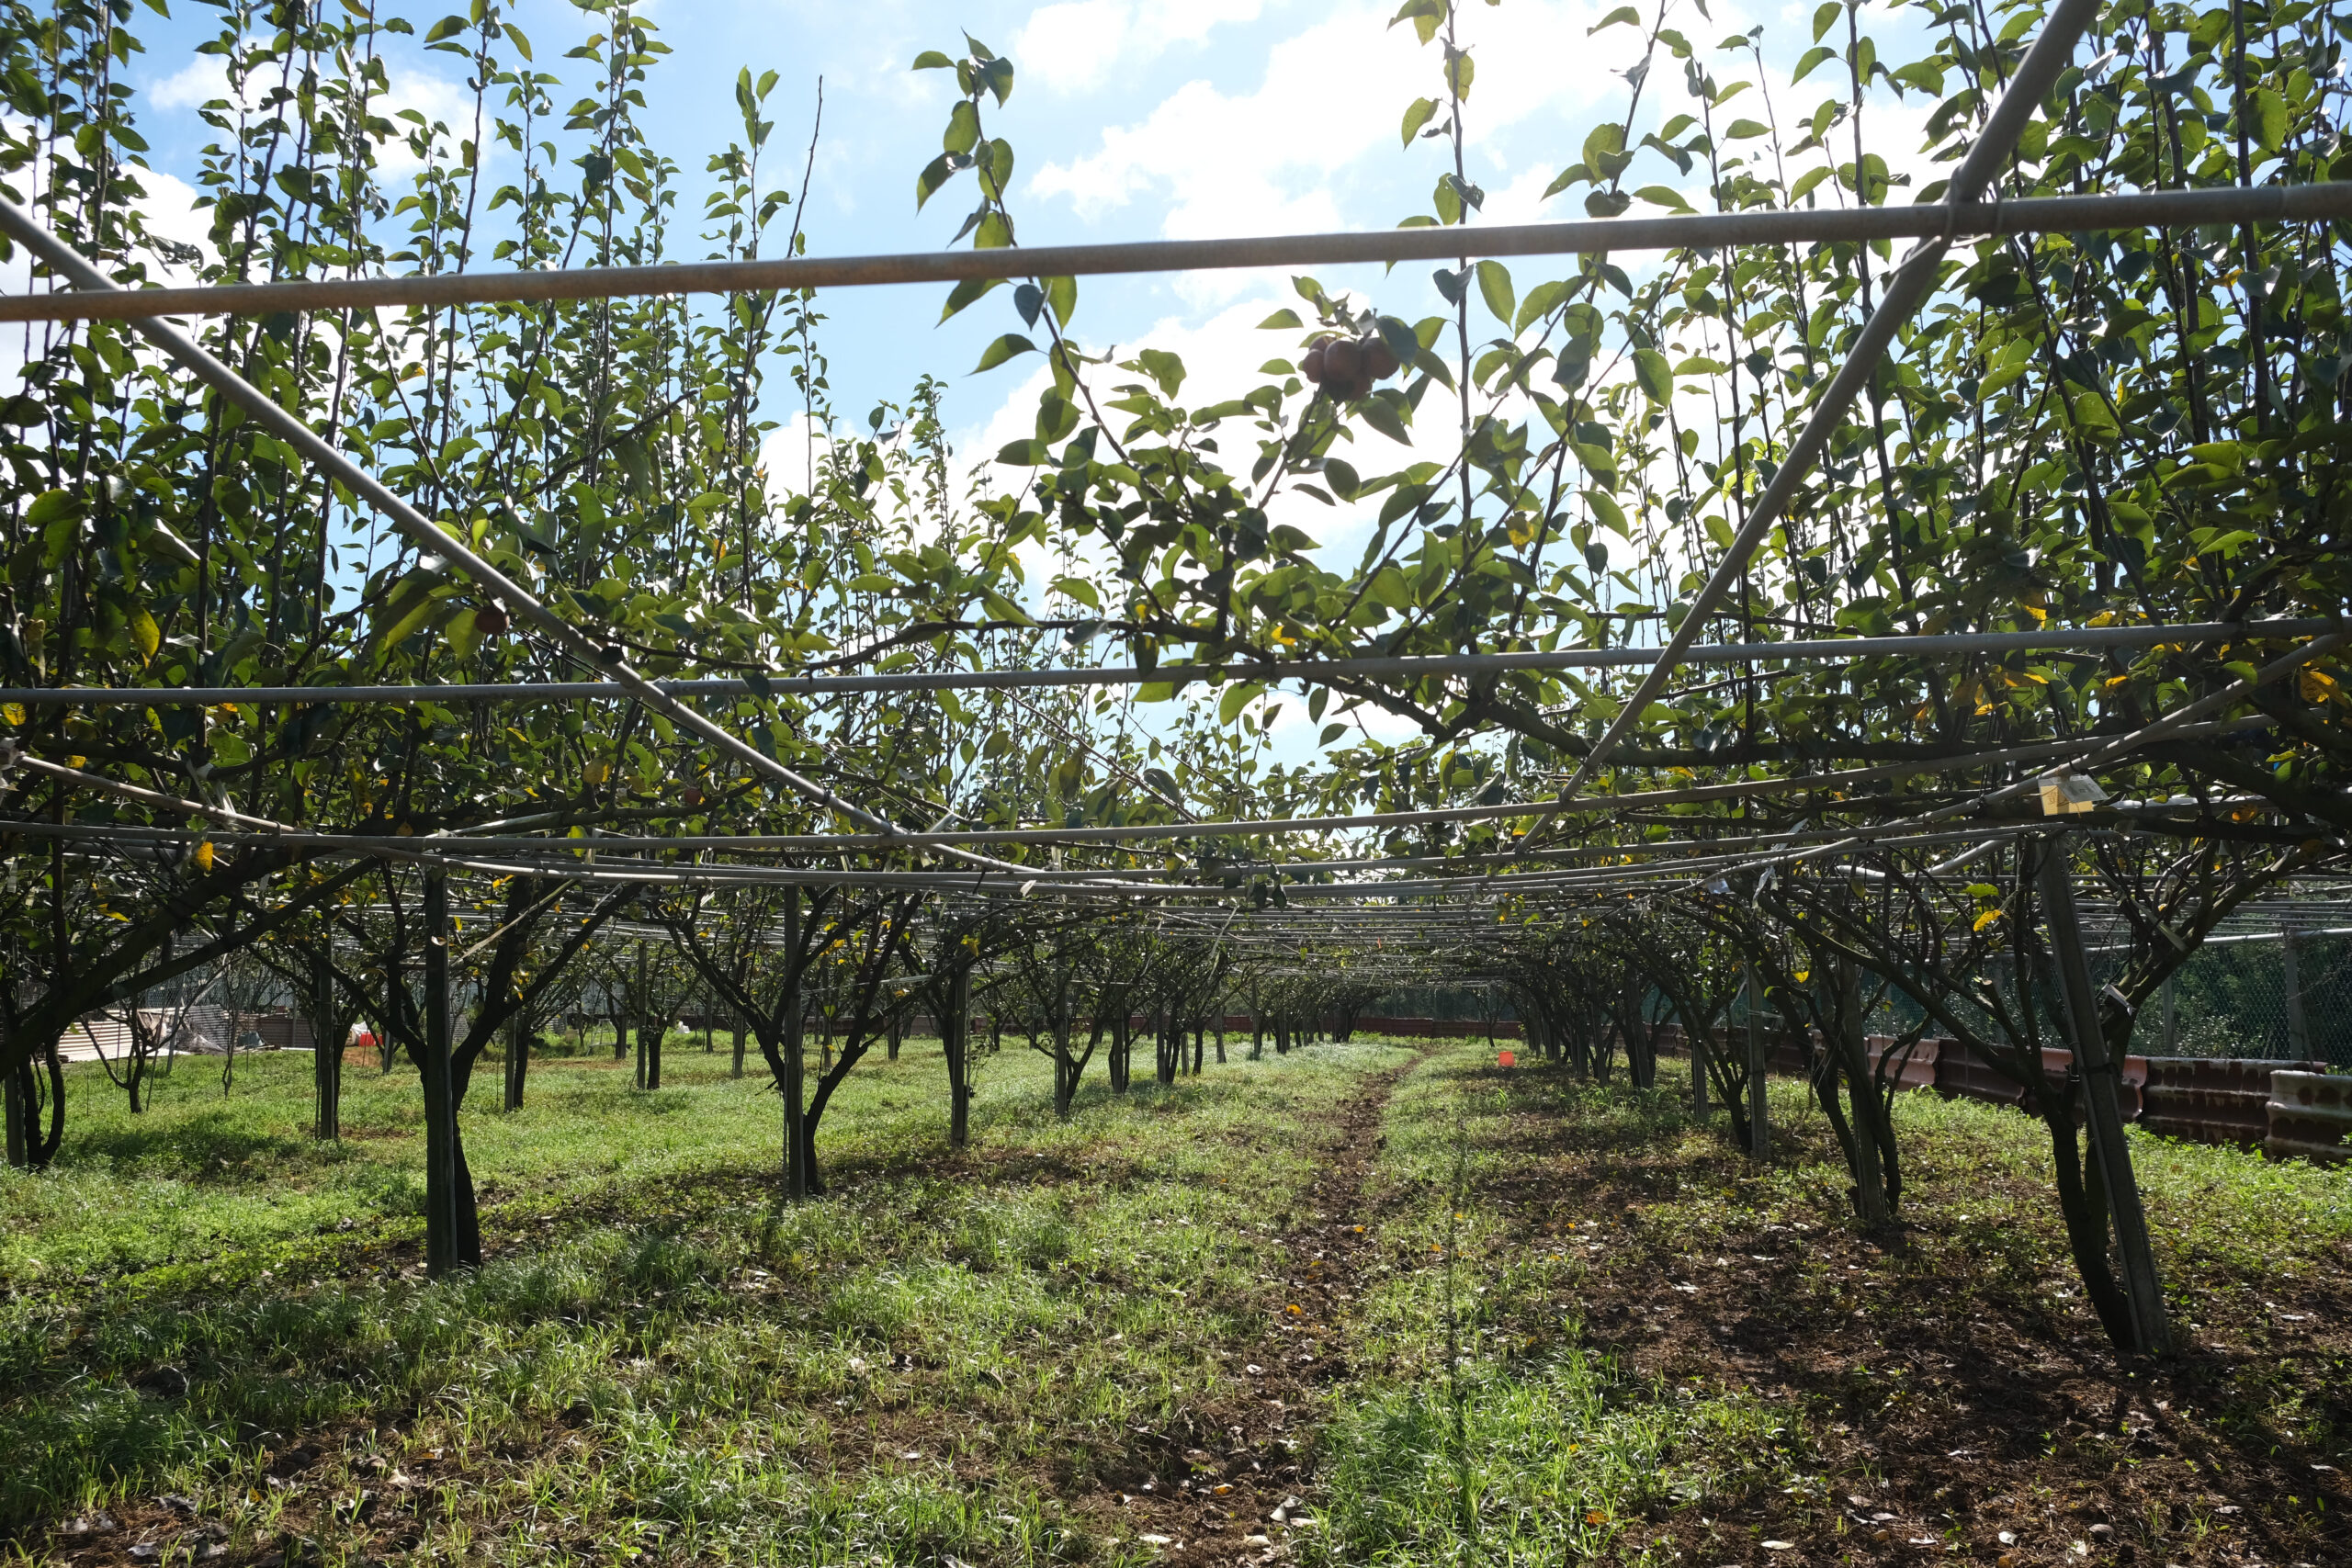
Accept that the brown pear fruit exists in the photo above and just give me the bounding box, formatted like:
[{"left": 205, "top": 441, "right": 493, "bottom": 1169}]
[
  {"left": 1322, "top": 337, "right": 1363, "bottom": 384},
  {"left": 1363, "top": 339, "right": 1400, "bottom": 381},
  {"left": 1300, "top": 340, "right": 1329, "bottom": 382}
]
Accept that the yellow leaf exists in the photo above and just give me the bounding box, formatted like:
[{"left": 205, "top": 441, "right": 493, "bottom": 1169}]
[
  {"left": 130, "top": 608, "right": 160, "bottom": 663},
  {"left": 2302, "top": 669, "right": 2339, "bottom": 702},
  {"left": 1973, "top": 908, "right": 2004, "bottom": 931},
  {"left": 1, "top": 702, "right": 23, "bottom": 726},
  {"left": 193, "top": 840, "right": 215, "bottom": 873}
]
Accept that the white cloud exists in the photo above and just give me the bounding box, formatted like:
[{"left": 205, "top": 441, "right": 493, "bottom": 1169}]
[
  {"left": 150, "top": 56, "right": 239, "bottom": 114},
  {"left": 1024, "top": 0, "right": 1644, "bottom": 305},
  {"left": 1012, "top": 0, "right": 1267, "bottom": 95},
  {"left": 146, "top": 52, "right": 476, "bottom": 176}
]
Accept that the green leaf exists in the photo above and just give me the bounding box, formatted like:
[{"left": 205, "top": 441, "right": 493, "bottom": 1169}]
[
  {"left": 1581, "top": 121, "right": 1629, "bottom": 182},
  {"left": 1364, "top": 565, "right": 1413, "bottom": 611},
  {"left": 1788, "top": 165, "right": 1831, "bottom": 203},
  {"left": 1512, "top": 280, "right": 1566, "bottom": 336},
  {"left": 912, "top": 50, "right": 955, "bottom": 69},
  {"left": 26, "top": 490, "right": 81, "bottom": 526},
  {"left": 974, "top": 334, "right": 1037, "bottom": 374},
  {"left": 1633, "top": 184, "right": 1694, "bottom": 213},
  {"left": 944, "top": 99, "right": 980, "bottom": 155},
  {"left": 1590, "top": 5, "right": 1640, "bottom": 32},
  {"left": 1401, "top": 96, "right": 1439, "bottom": 147},
  {"left": 1583, "top": 488, "right": 1628, "bottom": 534},
  {"left": 1793, "top": 44, "right": 1836, "bottom": 82},
  {"left": 915, "top": 153, "right": 956, "bottom": 210},
  {"left": 996, "top": 439, "right": 1049, "bottom": 466},
  {"left": 1445, "top": 50, "right": 1475, "bottom": 100},
  {"left": 446, "top": 606, "right": 481, "bottom": 662},
  {"left": 424, "top": 14, "right": 468, "bottom": 42},
  {"left": 1259, "top": 307, "right": 1304, "bottom": 330},
  {"left": 1812, "top": 0, "right": 1841, "bottom": 40},
  {"left": 1217, "top": 681, "right": 1264, "bottom": 726},
  {"left": 939, "top": 276, "right": 1001, "bottom": 321},
  {"left": 1633, "top": 347, "right": 1674, "bottom": 404},
  {"left": 1475, "top": 259, "right": 1515, "bottom": 327},
  {"left": 1045, "top": 274, "right": 1076, "bottom": 326},
  {"left": 2253, "top": 86, "right": 2289, "bottom": 155},
  {"left": 1724, "top": 118, "right": 1770, "bottom": 139},
  {"left": 1319, "top": 723, "right": 1349, "bottom": 746},
  {"left": 1355, "top": 395, "right": 1413, "bottom": 446}
]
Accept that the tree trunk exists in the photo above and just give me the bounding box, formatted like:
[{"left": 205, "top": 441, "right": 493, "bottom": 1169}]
[
  {"left": 887, "top": 1015, "right": 901, "bottom": 1063},
  {"left": 2037, "top": 840, "right": 2170, "bottom": 1353},
  {"left": 311, "top": 951, "right": 343, "bottom": 1139},
  {"left": 944, "top": 968, "right": 971, "bottom": 1148},
  {"left": 632, "top": 943, "right": 651, "bottom": 1089},
  {"left": 1833, "top": 957, "right": 1891, "bottom": 1228},
  {"left": 731, "top": 1021, "right": 746, "bottom": 1079},
  {"left": 1745, "top": 964, "right": 1770, "bottom": 1159},
  {"left": 502, "top": 1010, "right": 526, "bottom": 1112},
  {"left": 3, "top": 1058, "right": 23, "bottom": 1169},
  {"left": 1054, "top": 999, "right": 1079, "bottom": 1119},
  {"left": 782, "top": 893, "right": 808, "bottom": 1201},
  {"left": 421, "top": 874, "right": 481, "bottom": 1273}
]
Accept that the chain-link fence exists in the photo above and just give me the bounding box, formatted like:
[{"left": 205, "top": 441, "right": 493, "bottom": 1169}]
[{"left": 2153, "top": 931, "right": 2350, "bottom": 1067}]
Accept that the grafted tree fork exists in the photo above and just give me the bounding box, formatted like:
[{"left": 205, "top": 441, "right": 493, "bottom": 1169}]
[
  {"left": 1008, "top": 923, "right": 1107, "bottom": 1117},
  {"left": 1787, "top": 831, "right": 2303, "bottom": 1351},
  {"left": 1741, "top": 886, "right": 1901, "bottom": 1227},
  {"left": 1619, "top": 908, "right": 1754, "bottom": 1122},
  {"left": 662, "top": 884, "right": 817, "bottom": 1193},
  {"left": 797, "top": 891, "right": 926, "bottom": 1190},
  {"left": 0, "top": 845, "right": 373, "bottom": 1083},
  {"left": 326, "top": 871, "right": 632, "bottom": 1267},
  {"left": 251, "top": 915, "right": 371, "bottom": 1137},
  {"left": 660, "top": 881, "right": 923, "bottom": 1195},
  {"left": 916, "top": 904, "right": 1016, "bottom": 1146}
]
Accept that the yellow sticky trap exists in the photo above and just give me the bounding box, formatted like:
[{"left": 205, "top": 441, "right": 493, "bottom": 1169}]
[{"left": 2038, "top": 772, "right": 2107, "bottom": 816}]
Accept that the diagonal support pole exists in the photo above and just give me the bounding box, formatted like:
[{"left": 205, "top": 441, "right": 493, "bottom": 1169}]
[
  {"left": 0, "top": 197, "right": 1042, "bottom": 879},
  {"left": 1549, "top": 0, "right": 2107, "bottom": 810},
  {"left": 2036, "top": 835, "right": 2170, "bottom": 1354}
]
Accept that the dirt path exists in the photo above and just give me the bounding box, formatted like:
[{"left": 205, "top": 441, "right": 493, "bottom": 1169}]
[{"left": 1092, "top": 1052, "right": 1421, "bottom": 1565}]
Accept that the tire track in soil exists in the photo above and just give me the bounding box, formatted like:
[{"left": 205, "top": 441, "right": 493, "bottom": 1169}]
[{"left": 1091, "top": 1052, "right": 1423, "bottom": 1567}]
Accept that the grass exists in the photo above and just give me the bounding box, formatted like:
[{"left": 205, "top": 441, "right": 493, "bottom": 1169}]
[
  {"left": 4, "top": 1035, "right": 2346, "bottom": 1567},
  {"left": 2, "top": 1036, "right": 1413, "bottom": 1564},
  {"left": 1302, "top": 1048, "right": 2350, "bottom": 1567}
]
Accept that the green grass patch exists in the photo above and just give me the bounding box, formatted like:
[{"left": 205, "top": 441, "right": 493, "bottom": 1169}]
[{"left": 1, "top": 1036, "right": 1415, "bottom": 1563}]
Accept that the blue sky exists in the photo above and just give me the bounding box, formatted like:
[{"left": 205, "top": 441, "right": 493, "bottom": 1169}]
[
  {"left": 115, "top": 0, "right": 1940, "bottom": 765},
  {"left": 121, "top": 0, "right": 1941, "bottom": 460}
]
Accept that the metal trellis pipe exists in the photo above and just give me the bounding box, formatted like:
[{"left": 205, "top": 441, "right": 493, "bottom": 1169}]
[
  {"left": 0, "top": 621, "right": 2329, "bottom": 707},
  {"left": 1550, "top": 0, "right": 2107, "bottom": 807},
  {"left": 3, "top": 186, "right": 2347, "bottom": 325}
]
